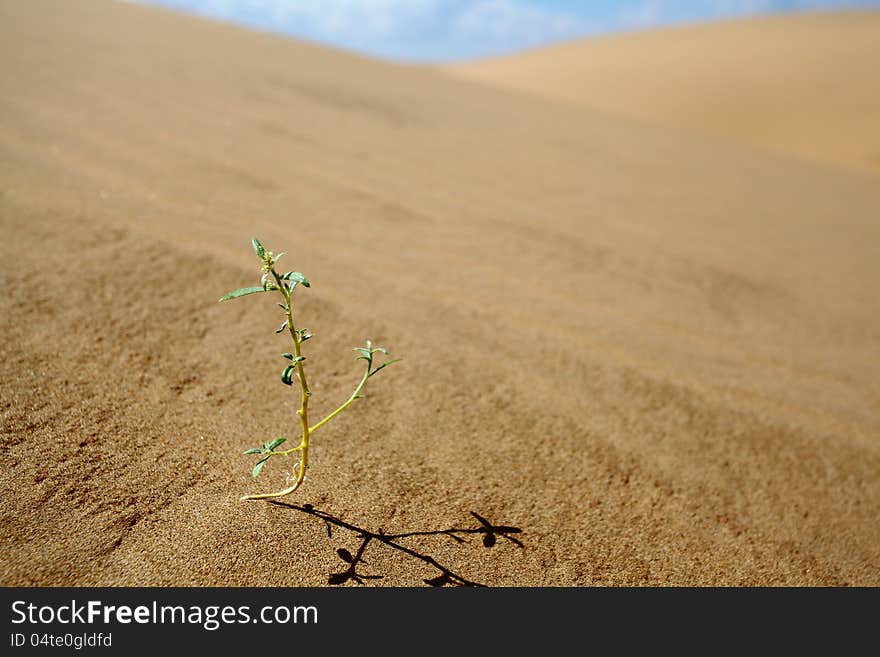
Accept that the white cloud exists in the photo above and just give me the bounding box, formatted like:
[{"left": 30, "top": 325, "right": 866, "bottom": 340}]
[
  {"left": 454, "top": 1, "right": 583, "bottom": 44},
  {"left": 139, "top": 0, "right": 880, "bottom": 60},
  {"left": 144, "top": 0, "right": 589, "bottom": 59},
  {"left": 250, "top": 0, "right": 439, "bottom": 39}
]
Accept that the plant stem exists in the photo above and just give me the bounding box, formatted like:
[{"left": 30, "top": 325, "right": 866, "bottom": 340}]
[
  {"left": 240, "top": 269, "right": 311, "bottom": 500},
  {"left": 309, "top": 368, "right": 369, "bottom": 434}
]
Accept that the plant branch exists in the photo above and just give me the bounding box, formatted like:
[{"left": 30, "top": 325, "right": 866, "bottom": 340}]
[{"left": 309, "top": 365, "right": 370, "bottom": 435}]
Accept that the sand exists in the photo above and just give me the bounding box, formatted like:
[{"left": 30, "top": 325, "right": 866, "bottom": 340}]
[
  {"left": 449, "top": 11, "right": 880, "bottom": 177},
  {"left": 1, "top": 0, "right": 878, "bottom": 586}
]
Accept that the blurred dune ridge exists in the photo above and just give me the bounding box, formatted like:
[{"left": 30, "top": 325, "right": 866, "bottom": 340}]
[
  {"left": 1, "top": 0, "right": 879, "bottom": 586},
  {"left": 449, "top": 11, "right": 880, "bottom": 176}
]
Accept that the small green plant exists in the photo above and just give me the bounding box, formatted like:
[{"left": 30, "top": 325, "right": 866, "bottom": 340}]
[{"left": 220, "top": 238, "right": 400, "bottom": 501}]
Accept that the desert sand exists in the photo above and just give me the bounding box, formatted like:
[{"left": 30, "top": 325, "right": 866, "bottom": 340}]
[
  {"left": 450, "top": 11, "right": 880, "bottom": 176},
  {"left": 1, "top": 0, "right": 878, "bottom": 586}
]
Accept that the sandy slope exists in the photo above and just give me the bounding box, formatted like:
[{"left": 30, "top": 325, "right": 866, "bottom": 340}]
[
  {"left": 1, "top": 0, "right": 878, "bottom": 586},
  {"left": 449, "top": 11, "right": 880, "bottom": 176}
]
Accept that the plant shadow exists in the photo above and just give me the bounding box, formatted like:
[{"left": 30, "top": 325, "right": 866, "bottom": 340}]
[{"left": 269, "top": 502, "right": 524, "bottom": 587}]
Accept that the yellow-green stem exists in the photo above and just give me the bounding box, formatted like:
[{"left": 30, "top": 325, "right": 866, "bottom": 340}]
[
  {"left": 240, "top": 269, "right": 310, "bottom": 500},
  {"left": 309, "top": 369, "right": 369, "bottom": 434}
]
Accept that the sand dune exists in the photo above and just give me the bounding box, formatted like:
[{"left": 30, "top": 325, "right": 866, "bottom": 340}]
[
  {"left": 449, "top": 11, "right": 880, "bottom": 176},
  {"left": 1, "top": 0, "right": 879, "bottom": 586}
]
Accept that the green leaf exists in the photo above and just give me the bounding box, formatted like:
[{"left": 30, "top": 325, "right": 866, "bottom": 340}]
[
  {"left": 299, "top": 329, "right": 313, "bottom": 341},
  {"left": 252, "top": 238, "right": 266, "bottom": 259},
  {"left": 252, "top": 456, "right": 270, "bottom": 478},
  {"left": 275, "top": 320, "right": 288, "bottom": 334},
  {"left": 282, "top": 353, "right": 294, "bottom": 360},
  {"left": 369, "top": 358, "right": 402, "bottom": 377},
  {"left": 265, "top": 437, "right": 287, "bottom": 452},
  {"left": 371, "top": 346, "right": 389, "bottom": 355},
  {"left": 243, "top": 448, "right": 263, "bottom": 455},
  {"left": 273, "top": 252, "right": 285, "bottom": 264},
  {"left": 281, "top": 271, "right": 310, "bottom": 287},
  {"left": 219, "top": 286, "right": 266, "bottom": 302},
  {"left": 281, "top": 364, "right": 295, "bottom": 385},
  {"left": 353, "top": 347, "right": 372, "bottom": 359}
]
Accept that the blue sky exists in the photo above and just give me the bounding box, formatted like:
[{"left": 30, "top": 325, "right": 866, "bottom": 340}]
[{"left": 139, "top": 0, "right": 880, "bottom": 62}]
